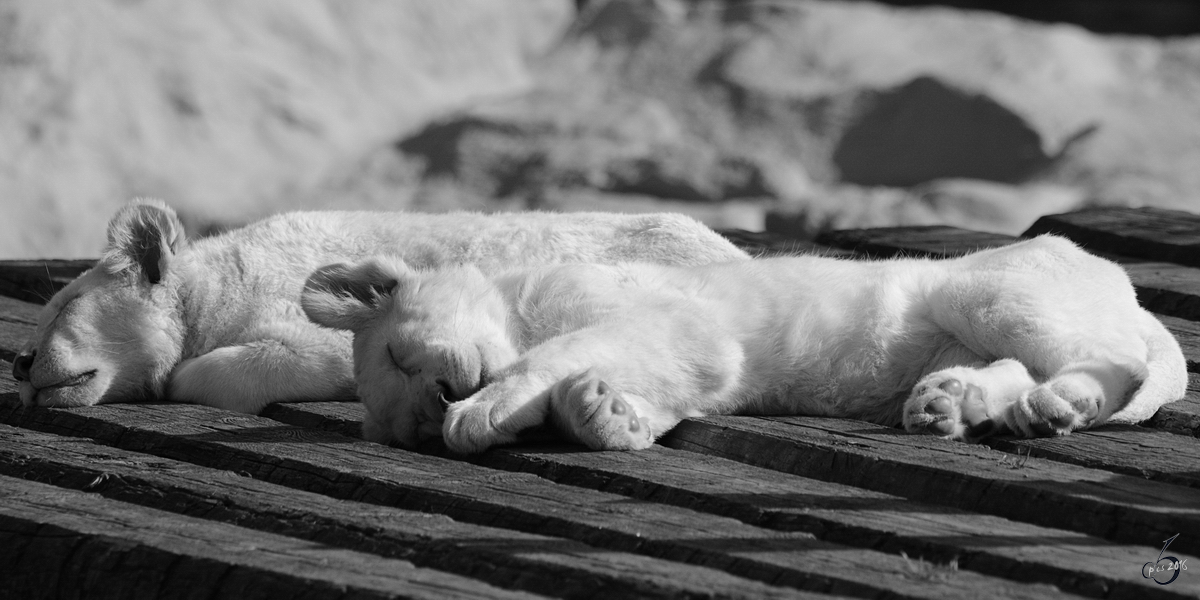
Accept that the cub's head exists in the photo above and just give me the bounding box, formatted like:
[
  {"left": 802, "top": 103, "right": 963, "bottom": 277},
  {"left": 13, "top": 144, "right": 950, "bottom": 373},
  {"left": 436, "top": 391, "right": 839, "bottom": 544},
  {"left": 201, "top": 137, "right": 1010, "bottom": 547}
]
[
  {"left": 301, "top": 258, "right": 517, "bottom": 448},
  {"left": 12, "top": 199, "right": 186, "bottom": 407}
]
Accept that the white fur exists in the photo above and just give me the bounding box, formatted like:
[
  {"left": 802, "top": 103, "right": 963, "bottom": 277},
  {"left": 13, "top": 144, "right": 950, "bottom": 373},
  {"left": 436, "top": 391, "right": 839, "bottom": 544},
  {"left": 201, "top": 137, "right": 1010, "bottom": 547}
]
[
  {"left": 318, "top": 236, "right": 1187, "bottom": 452},
  {"left": 14, "top": 199, "right": 748, "bottom": 412}
]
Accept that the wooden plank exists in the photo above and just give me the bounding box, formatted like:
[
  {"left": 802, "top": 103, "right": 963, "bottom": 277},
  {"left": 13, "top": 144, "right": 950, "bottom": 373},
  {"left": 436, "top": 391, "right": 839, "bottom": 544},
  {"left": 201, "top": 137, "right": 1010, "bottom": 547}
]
[
  {"left": 0, "top": 259, "right": 92, "bottom": 305},
  {"left": 0, "top": 398, "right": 1075, "bottom": 600},
  {"left": 264, "top": 401, "right": 1200, "bottom": 600},
  {"left": 1156, "top": 315, "right": 1200, "bottom": 373},
  {"left": 1147, "top": 374, "right": 1200, "bottom": 436},
  {"left": 0, "top": 423, "right": 816, "bottom": 600},
  {"left": 1025, "top": 207, "right": 1200, "bottom": 268},
  {"left": 983, "top": 425, "right": 1200, "bottom": 489},
  {"left": 656, "top": 415, "right": 1200, "bottom": 557},
  {"left": 0, "top": 475, "right": 543, "bottom": 600},
  {"left": 0, "top": 296, "right": 39, "bottom": 363},
  {"left": 1123, "top": 262, "right": 1200, "bottom": 322},
  {"left": 816, "top": 225, "right": 1017, "bottom": 258}
]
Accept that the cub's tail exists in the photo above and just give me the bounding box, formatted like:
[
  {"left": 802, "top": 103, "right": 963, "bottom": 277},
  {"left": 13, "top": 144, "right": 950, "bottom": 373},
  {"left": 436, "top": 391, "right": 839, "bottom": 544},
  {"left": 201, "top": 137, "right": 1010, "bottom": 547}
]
[{"left": 1109, "top": 310, "right": 1189, "bottom": 424}]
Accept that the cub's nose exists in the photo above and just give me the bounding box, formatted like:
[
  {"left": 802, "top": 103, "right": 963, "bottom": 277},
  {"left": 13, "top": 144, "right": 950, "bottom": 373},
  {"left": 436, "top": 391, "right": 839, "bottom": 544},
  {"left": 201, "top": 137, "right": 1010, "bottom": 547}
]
[{"left": 12, "top": 351, "right": 35, "bottom": 382}]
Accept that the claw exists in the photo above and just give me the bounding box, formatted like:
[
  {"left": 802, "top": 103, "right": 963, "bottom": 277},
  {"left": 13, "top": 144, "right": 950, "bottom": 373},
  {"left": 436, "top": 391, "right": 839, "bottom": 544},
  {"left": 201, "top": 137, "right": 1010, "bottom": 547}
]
[{"left": 925, "top": 418, "right": 956, "bottom": 436}]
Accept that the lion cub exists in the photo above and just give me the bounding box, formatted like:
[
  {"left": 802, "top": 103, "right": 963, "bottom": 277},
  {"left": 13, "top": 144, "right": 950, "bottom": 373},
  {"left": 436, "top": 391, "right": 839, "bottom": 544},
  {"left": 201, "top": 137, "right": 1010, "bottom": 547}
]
[
  {"left": 302, "top": 236, "right": 1187, "bottom": 453},
  {"left": 12, "top": 199, "right": 747, "bottom": 413}
]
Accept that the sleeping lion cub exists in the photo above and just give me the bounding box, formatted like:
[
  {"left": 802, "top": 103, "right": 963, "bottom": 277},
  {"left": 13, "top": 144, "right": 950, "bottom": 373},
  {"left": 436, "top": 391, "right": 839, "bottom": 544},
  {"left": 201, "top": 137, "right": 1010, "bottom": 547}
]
[
  {"left": 12, "top": 199, "right": 747, "bottom": 413},
  {"left": 302, "top": 235, "right": 1187, "bottom": 452}
]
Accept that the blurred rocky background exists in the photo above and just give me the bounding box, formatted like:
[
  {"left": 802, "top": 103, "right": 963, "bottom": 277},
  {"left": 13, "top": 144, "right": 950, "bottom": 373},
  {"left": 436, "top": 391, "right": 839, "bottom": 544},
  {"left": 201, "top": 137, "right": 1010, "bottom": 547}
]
[{"left": 2, "top": 0, "right": 1198, "bottom": 258}]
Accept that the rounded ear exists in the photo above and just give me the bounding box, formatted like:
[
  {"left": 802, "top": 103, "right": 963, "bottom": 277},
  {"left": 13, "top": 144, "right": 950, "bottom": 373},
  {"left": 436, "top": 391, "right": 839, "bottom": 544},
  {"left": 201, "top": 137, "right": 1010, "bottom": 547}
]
[
  {"left": 301, "top": 258, "right": 409, "bottom": 331},
  {"left": 101, "top": 198, "right": 186, "bottom": 284}
]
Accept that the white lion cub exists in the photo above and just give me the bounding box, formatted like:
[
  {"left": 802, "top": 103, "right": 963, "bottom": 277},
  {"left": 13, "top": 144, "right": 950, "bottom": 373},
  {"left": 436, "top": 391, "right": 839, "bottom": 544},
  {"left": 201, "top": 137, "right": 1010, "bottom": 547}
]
[
  {"left": 302, "top": 236, "right": 1186, "bottom": 452},
  {"left": 12, "top": 199, "right": 747, "bottom": 413}
]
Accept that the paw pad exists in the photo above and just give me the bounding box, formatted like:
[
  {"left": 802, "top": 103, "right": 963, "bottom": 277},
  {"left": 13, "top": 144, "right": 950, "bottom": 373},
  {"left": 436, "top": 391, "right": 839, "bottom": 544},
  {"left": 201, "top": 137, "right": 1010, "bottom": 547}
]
[
  {"left": 910, "top": 376, "right": 997, "bottom": 439},
  {"left": 603, "top": 388, "right": 641, "bottom": 433},
  {"left": 924, "top": 396, "right": 953, "bottom": 416},
  {"left": 557, "top": 371, "right": 654, "bottom": 450},
  {"left": 938, "top": 379, "right": 962, "bottom": 395}
]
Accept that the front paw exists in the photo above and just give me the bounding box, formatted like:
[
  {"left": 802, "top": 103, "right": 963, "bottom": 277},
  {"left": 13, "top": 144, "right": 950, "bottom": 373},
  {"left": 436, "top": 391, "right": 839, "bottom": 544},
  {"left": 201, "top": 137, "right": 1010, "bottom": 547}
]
[
  {"left": 442, "top": 400, "right": 516, "bottom": 454},
  {"left": 1004, "top": 380, "right": 1098, "bottom": 438},
  {"left": 905, "top": 371, "right": 1000, "bottom": 441},
  {"left": 554, "top": 370, "right": 654, "bottom": 451}
]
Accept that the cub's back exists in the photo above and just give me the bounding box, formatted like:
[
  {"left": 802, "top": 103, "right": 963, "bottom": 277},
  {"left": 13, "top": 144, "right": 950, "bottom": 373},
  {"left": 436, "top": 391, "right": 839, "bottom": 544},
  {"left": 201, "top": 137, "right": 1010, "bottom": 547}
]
[{"left": 194, "top": 210, "right": 745, "bottom": 271}]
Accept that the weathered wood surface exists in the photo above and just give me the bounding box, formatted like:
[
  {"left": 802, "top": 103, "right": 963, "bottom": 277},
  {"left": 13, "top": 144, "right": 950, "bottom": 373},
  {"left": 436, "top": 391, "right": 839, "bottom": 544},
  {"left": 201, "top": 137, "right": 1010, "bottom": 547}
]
[
  {"left": 1025, "top": 207, "right": 1200, "bottom": 269},
  {"left": 266, "top": 401, "right": 1199, "bottom": 600},
  {"left": 0, "top": 398, "right": 1076, "bottom": 600},
  {"left": 0, "top": 474, "right": 545, "bottom": 600},
  {"left": 3, "top": 207, "right": 1200, "bottom": 599},
  {"left": 0, "top": 295, "right": 38, "bottom": 363},
  {"left": 0, "top": 424, "right": 814, "bottom": 600}
]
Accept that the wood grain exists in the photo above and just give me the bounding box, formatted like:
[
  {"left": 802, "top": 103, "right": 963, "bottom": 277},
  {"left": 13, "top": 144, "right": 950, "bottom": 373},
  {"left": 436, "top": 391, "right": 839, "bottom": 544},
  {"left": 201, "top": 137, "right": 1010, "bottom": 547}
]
[
  {"left": 658, "top": 415, "right": 1200, "bottom": 557},
  {"left": 0, "top": 423, "right": 813, "bottom": 600},
  {"left": 0, "top": 475, "right": 544, "bottom": 600},
  {"left": 984, "top": 424, "right": 1200, "bottom": 489}
]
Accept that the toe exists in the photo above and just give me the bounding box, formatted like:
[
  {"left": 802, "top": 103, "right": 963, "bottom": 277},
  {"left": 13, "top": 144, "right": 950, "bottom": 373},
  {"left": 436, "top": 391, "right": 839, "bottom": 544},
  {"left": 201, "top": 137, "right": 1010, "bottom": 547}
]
[
  {"left": 610, "top": 394, "right": 627, "bottom": 415},
  {"left": 938, "top": 379, "right": 963, "bottom": 395},
  {"left": 925, "top": 396, "right": 953, "bottom": 416}
]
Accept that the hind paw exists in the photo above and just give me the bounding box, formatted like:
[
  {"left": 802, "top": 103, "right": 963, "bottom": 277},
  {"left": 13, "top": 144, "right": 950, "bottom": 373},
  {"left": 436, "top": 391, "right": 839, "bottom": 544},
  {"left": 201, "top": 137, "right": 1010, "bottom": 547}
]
[
  {"left": 905, "top": 372, "right": 999, "bottom": 441},
  {"left": 554, "top": 370, "right": 654, "bottom": 450},
  {"left": 1005, "top": 377, "right": 1102, "bottom": 438},
  {"left": 904, "top": 360, "right": 1037, "bottom": 441}
]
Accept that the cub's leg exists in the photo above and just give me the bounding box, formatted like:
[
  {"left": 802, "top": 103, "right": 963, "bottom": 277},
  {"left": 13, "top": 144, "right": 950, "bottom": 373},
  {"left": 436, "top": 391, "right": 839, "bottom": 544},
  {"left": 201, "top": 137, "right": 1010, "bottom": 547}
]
[
  {"left": 904, "top": 359, "right": 1037, "bottom": 441},
  {"left": 168, "top": 321, "right": 355, "bottom": 414},
  {"left": 443, "top": 315, "right": 741, "bottom": 454}
]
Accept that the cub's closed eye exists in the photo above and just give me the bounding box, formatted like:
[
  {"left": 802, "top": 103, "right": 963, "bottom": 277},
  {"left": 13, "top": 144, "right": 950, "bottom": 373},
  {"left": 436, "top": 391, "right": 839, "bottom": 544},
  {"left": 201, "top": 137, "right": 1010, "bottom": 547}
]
[{"left": 386, "top": 345, "right": 418, "bottom": 377}]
